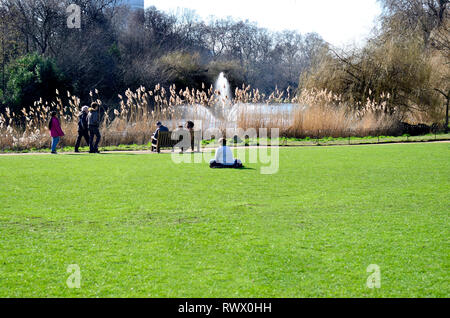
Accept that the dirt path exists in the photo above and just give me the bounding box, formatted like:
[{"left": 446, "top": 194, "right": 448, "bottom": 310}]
[{"left": 0, "top": 140, "right": 448, "bottom": 156}]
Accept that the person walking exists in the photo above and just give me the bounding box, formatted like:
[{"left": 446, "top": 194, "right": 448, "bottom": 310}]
[
  {"left": 75, "top": 106, "right": 90, "bottom": 153},
  {"left": 88, "top": 102, "right": 101, "bottom": 153},
  {"left": 48, "top": 111, "right": 65, "bottom": 154}
]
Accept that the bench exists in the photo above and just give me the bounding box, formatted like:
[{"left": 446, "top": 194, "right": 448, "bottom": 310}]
[{"left": 151, "top": 131, "right": 201, "bottom": 153}]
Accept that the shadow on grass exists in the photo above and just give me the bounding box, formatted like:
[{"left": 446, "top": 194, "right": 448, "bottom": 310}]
[
  {"left": 238, "top": 167, "right": 256, "bottom": 171},
  {"left": 210, "top": 166, "right": 256, "bottom": 171}
]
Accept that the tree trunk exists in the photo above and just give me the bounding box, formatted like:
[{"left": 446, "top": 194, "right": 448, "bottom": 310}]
[
  {"left": 435, "top": 89, "right": 449, "bottom": 133},
  {"left": 446, "top": 90, "right": 449, "bottom": 134},
  {"left": 1, "top": 35, "right": 5, "bottom": 94}
]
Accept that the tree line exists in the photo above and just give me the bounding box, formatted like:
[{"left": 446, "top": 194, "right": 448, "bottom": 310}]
[
  {"left": 0, "top": 0, "right": 327, "bottom": 115},
  {"left": 0, "top": 0, "right": 448, "bottom": 127}
]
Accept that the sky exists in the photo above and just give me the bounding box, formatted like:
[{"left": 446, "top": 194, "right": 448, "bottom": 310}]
[{"left": 144, "top": 0, "right": 382, "bottom": 47}]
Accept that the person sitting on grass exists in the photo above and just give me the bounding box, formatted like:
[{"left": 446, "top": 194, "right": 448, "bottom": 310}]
[
  {"left": 210, "top": 138, "right": 243, "bottom": 169},
  {"left": 151, "top": 121, "right": 169, "bottom": 151},
  {"left": 88, "top": 102, "right": 101, "bottom": 153},
  {"left": 48, "top": 111, "right": 65, "bottom": 154}
]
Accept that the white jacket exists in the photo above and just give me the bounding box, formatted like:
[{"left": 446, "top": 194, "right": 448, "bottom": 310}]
[{"left": 215, "top": 146, "right": 235, "bottom": 165}]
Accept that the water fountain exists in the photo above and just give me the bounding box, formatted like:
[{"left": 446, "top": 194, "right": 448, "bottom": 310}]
[
  {"left": 215, "top": 72, "right": 232, "bottom": 106},
  {"left": 208, "top": 72, "right": 234, "bottom": 122},
  {"left": 173, "top": 72, "right": 300, "bottom": 130}
]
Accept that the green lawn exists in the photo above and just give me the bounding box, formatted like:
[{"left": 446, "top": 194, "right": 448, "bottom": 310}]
[{"left": 0, "top": 143, "right": 448, "bottom": 297}]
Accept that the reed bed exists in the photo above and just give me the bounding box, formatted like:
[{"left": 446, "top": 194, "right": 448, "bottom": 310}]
[
  {"left": 0, "top": 85, "right": 400, "bottom": 151},
  {"left": 237, "top": 88, "right": 398, "bottom": 138}
]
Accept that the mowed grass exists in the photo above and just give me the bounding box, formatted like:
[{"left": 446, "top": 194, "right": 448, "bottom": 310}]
[{"left": 0, "top": 144, "right": 448, "bottom": 298}]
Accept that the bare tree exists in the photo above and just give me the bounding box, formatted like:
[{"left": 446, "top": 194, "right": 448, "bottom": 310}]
[{"left": 379, "top": 0, "right": 449, "bottom": 50}]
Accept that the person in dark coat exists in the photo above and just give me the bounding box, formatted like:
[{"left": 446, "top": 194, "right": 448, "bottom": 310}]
[
  {"left": 87, "top": 102, "right": 101, "bottom": 153},
  {"left": 151, "top": 121, "right": 169, "bottom": 151},
  {"left": 75, "top": 106, "right": 90, "bottom": 153}
]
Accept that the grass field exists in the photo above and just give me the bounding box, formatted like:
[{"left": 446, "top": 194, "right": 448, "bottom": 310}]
[{"left": 0, "top": 143, "right": 448, "bottom": 297}]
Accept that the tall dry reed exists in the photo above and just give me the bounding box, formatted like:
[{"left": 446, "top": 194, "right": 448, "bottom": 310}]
[
  {"left": 0, "top": 85, "right": 400, "bottom": 151},
  {"left": 237, "top": 88, "right": 398, "bottom": 137}
]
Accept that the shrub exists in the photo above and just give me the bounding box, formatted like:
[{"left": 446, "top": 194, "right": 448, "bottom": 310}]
[{"left": 3, "top": 53, "right": 69, "bottom": 114}]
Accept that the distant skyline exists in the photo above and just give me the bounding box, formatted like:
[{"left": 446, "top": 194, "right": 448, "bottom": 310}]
[{"left": 144, "top": 0, "right": 382, "bottom": 47}]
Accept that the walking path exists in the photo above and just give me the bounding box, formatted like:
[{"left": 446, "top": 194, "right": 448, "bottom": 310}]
[{"left": 0, "top": 140, "right": 448, "bottom": 156}]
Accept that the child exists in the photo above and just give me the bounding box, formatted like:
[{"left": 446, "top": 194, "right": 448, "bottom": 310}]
[{"left": 48, "top": 111, "right": 65, "bottom": 154}]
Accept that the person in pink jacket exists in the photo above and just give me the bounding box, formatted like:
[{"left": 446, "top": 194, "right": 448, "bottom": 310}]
[{"left": 48, "top": 111, "right": 65, "bottom": 154}]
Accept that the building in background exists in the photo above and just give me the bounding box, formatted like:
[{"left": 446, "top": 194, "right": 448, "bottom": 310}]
[{"left": 118, "top": 0, "right": 144, "bottom": 10}]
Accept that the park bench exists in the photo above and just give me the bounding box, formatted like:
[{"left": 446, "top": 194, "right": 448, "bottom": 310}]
[{"left": 151, "top": 131, "right": 201, "bottom": 153}]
